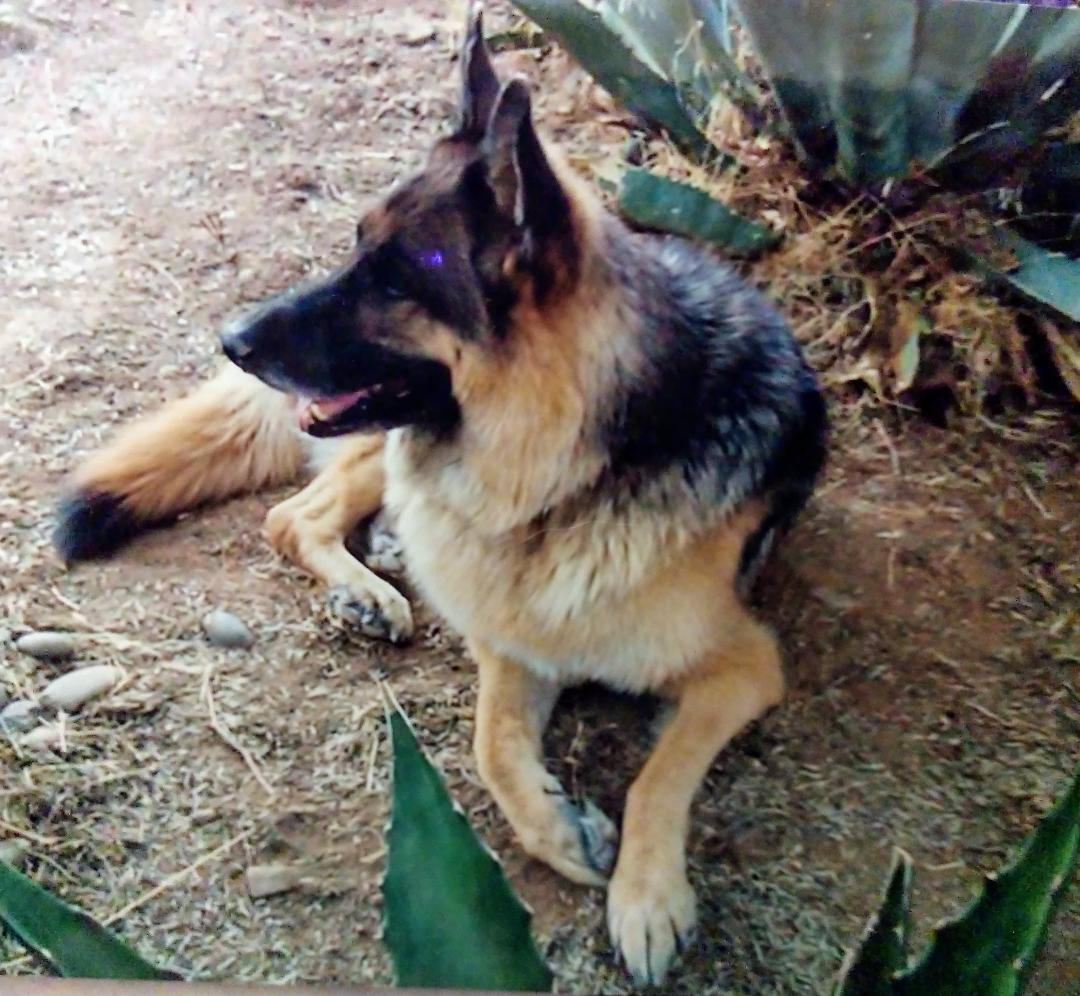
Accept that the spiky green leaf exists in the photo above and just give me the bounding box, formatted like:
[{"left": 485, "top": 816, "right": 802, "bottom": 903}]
[
  {"left": 382, "top": 700, "right": 552, "bottom": 992},
  {"left": 729, "top": 0, "right": 835, "bottom": 168},
  {"left": 896, "top": 764, "right": 1080, "bottom": 996},
  {"left": 835, "top": 850, "right": 912, "bottom": 996},
  {"left": 732, "top": 0, "right": 1080, "bottom": 188},
  {"left": 0, "top": 860, "right": 177, "bottom": 980},
  {"left": 510, "top": 0, "right": 720, "bottom": 163},
  {"left": 966, "top": 230, "right": 1080, "bottom": 324},
  {"left": 906, "top": 1, "right": 1026, "bottom": 165},
  {"left": 584, "top": 0, "right": 756, "bottom": 116},
  {"left": 617, "top": 167, "right": 779, "bottom": 254}
]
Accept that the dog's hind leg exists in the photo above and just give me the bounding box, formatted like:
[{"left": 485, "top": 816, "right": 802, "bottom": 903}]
[
  {"left": 55, "top": 364, "right": 304, "bottom": 562},
  {"left": 606, "top": 609, "right": 784, "bottom": 986},
  {"left": 470, "top": 641, "right": 618, "bottom": 887},
  {"left": 263, "top": 433, "right": 413, "bottom": 644}
]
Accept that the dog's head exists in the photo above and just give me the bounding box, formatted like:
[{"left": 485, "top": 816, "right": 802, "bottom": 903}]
[{"left": 221, "top": 6, "right": 582, "bottom": 437}]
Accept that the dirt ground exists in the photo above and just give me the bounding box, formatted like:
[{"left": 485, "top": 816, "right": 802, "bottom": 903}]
[{"left": 1, "top": 1, "right": 1078, "bottom": 993}]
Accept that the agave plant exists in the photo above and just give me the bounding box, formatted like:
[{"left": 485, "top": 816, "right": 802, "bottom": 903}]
[
  {"left": 510, "top": 0, "right": 1080, "bottom": 360},
  {"left": 836, "top": 763, "right": 1080, "bottom": 995}
]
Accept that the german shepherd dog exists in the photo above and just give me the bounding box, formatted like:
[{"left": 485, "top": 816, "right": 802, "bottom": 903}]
[{"left": 54, "top": 9, "right": 826, "bottom": 985}]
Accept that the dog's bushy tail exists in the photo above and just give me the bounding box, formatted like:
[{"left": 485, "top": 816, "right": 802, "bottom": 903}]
[{"left": 54, "top": 365, "right": 304, "bottom": 562}]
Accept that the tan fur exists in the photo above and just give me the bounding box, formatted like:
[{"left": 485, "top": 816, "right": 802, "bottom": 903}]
[{"left": 74, "top": 364, "right": 303, "bottom": 521}]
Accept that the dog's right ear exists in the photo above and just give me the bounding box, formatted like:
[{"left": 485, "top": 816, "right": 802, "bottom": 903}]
[{"left": 457, "top": 4, "right": 500, "bottom": 137}]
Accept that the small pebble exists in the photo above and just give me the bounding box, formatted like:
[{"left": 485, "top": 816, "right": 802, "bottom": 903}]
[
  {"left": 202, "top": 610, "right": 254, "bottom": 649},
  {"left": 245, "top": 863, "right": 305, "bottom": 898},
  {"left": 0, "top": 699, "right": 40, "bottom": 733},
  {"left": 0, "top": 839, "right": 30, "bottom": 869},
  {"left": 40, "top": 664, "right": 122, "bottom": 712},
  {"left": 16, "top": 631, "right": 75, "bottom": 662}
]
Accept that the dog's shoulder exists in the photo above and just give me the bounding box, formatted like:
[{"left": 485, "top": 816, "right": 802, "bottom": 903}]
[{"left": 597, "top": 232, "right": 826, "bottom": 557}]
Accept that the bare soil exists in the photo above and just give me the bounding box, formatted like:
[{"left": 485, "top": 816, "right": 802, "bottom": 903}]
[{"left": 1, "top": 2, "right": 1077, "bottom": 994}]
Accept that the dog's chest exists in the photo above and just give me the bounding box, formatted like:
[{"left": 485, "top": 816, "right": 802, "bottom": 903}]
[{"left": 383, "top": 435, "right": 724, "bottom": 690}]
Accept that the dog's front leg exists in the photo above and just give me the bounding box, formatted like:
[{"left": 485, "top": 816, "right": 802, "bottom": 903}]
[
  {"left": 264, "top": 432, "right": 413, "bottom": 644},
  {"left": 471, "top": 641, "right": 617, "bottom": 886},
  {"left": 607, "top": 611, "right": 784, "bottom": 986}
]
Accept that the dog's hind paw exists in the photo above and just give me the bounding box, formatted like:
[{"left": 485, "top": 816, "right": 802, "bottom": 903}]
[
  {"left": 328, "top": 582, "right": 413, "bottom": 645},
  {"left": 562, "top": 797, "right": 618, "bottom": 877},
  {"left": 607, "top": 866, "right": 697, "bottom": 987},
  {"left": 365, "top": 515, "right": 407, "bottom": 577},
  {"left": 517, "top": 788, "right": 617, "bottom": 887}
]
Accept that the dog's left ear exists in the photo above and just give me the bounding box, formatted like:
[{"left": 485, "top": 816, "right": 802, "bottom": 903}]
[
  {"left": 458, "top": 4, "right": 500, "bottom": 136},
  {"left": 482, "top": 77, "right": 569, "bottom": 240}
]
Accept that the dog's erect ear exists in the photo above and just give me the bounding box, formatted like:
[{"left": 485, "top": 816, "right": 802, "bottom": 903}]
[
  {"left": 482, "top": 77, "right": 569, "bottom": 237},
  {"left": 458, "top": 4, "right": 500, "bottom": 136}
]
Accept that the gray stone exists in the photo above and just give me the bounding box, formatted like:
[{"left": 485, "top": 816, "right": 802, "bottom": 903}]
[
  {"left": 15, "top": 630, "right": 76, "bottom": 662},
  {"left": 202, "top": 610, "right": 254, "bottom": 649},
  {"left": 0, "top": 699, "right": 41, "bottom": 733}
]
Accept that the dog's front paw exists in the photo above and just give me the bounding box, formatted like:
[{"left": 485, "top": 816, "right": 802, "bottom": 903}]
[
  {"left": 607, "top": 864, "right": 697, "bottom": 987},
  {"left": 328, "top": 583, "right": 413, "bottom": 644}
]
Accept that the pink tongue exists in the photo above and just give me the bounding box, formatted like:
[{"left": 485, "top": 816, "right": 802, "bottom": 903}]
[{"left": 295, "top": 389, "right": 368, "bottom": 428}]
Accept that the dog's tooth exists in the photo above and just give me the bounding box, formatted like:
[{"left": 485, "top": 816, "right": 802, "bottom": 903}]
[{"left": 309, "top": 402, "right": 326, "bottom": 421}]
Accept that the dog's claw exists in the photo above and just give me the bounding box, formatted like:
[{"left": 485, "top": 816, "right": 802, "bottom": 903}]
[
  {"left": 607, "top": 867, "right": 697, "bottom": 987},
  {"left": 327, "top": 584, "right": 413, "bottom": 644}
]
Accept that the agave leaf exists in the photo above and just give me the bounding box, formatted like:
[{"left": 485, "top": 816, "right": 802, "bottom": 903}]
[
  {"left": 381, "top": 696, "right": 552, "bottom": 992},
  {"left": 730, "top": 0, "right": 835, "bottom": 168},
  {"left": 0, "top": 860, "right": 177, "bottom": 979},
  {"left": 834, "top": 849, "right": 912, "bottom": 996},
  {"left": 733, "top": 0, "right": 1080, "bottom": 189},
  {"left": 821, "top": 1, "right": 919, "bottom": 184},
  {"left": 589, "top": 0, "right": 755, "bottom": 116},
  {"left": 896, "top": 764, "right": 1080, "bottom": 996},
  {"left": 906, "top": 0, "right": 1025, "bottom": 164},
  {"left": 618, "top": 167, "right": 779, "bottom": 254},
  {"left": 510, "top": 0, "right": 718, "bottom": 163},
  {"left": 966, "top": 229, "right": 1080, "bottom": 324}
]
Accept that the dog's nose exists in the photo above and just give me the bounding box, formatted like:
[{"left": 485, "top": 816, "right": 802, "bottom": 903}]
[{"left": 220, "top": 325, "right": 257, "bottom": 369}]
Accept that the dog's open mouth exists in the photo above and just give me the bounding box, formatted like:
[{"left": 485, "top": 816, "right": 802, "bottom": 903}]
[
  {"left": 293, "top": 363, "right": 454, "bottom": 437},
  {"left": 297, "top": 379, "right": 408, "bottom": 433}
]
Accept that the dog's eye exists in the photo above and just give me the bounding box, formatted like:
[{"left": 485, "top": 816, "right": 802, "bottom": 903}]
[{"left": 368, "top": 247, "right": 412, "bottom": 302}]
